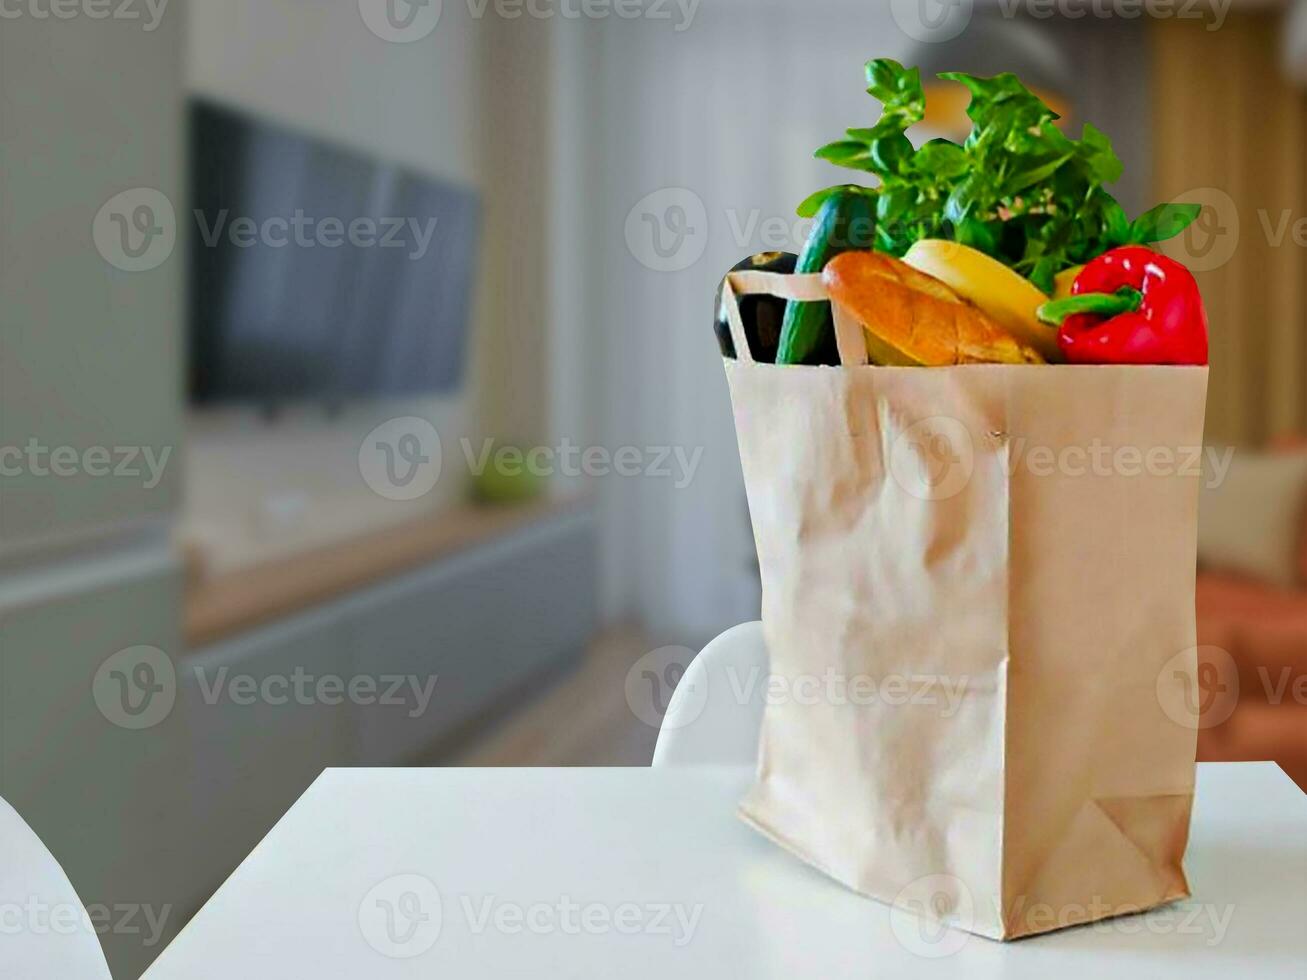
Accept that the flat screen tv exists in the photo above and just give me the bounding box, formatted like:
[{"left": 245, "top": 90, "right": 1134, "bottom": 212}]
[{"left": 188, "top": 98, "right": 481, "bottom": 405}]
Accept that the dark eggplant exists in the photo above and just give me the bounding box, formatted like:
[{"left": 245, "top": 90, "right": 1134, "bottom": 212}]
[{"left": 713, "top": 251, "right": 797, "bottom": 362}]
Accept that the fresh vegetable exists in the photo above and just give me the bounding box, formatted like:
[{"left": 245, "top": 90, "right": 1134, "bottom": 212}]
[
  {"left": 1052, "top": 265, "right": 1083, "bottom": 299},
  {"left": 714, "top": 251, "right": 798, "bottom": 361},
  {"left": 823, "top": 251, "right": 1043, "bottom": 366},
  {"left": 802, "top": 59, "right": 1202, "bottom": 295},
  {"left": 902, "top": 240, "right": 1060, "bottom": 361},
  {"left": 1036, "top": 246, "right": 1209, "bottom": 366},
  {"left": 776, "top": 188, "right": 876, "bottom": 364}
]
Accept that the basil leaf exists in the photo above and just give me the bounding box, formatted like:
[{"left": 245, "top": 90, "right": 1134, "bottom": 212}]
[
  {"left": 864, "top": 58, "right": 925, "bottom": 134},
  {"left": 1129, "top": 203, "right": 1202, "bottom": 244},
  {"left": 956, "top": 216, "right": 999, "bottom": 253},
  {"left": 937, "top": 71, "right": 1048, "bottom": 121},
  {"left": 815, "top": 140, "right": 873, "bottom": 165},
  {"left": 943, "top": 177, "right": 979, "bottom": 226},
  {"left": 912, "top": 139, "right": 968, "bottom": 178},
  {"left": 1028, "top": 257, "right": 1058, "bottom": 296},
  {"left": 1101, "top": 195, "right": 1131, "bottom": 247},
  {"left": 870, "top": 134, "right": 914, "bottom": 175},
  {"left": 1077, "top": 123, "right": 1124, "bottom": 185},
  {"left": 1004, "top": 151, "right": 1074, "bottom": 197}
]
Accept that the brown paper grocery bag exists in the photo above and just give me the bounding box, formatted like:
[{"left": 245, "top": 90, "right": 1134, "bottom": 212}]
[{"left": 721, "top": 270, "right": 1209, "bottom": 941}]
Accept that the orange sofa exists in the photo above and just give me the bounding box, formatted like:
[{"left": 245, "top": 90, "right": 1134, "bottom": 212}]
[{"left": 1196, "top": 570, "right": 1307, "bottom": 791}]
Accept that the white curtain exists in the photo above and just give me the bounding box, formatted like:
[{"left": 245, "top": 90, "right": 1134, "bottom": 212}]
[{"left": 547, "top": 2, "right": 912, "bottom": 642}]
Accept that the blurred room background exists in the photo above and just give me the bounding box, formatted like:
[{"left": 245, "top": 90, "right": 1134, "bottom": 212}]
[{"left": 3, "top": 0, "right": 1307, "bottom": 975}]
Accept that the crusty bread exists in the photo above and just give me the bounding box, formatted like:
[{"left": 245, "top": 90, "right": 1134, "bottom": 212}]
[{"left": 822, "top": 250, "right": 1044, "bottom": 366}]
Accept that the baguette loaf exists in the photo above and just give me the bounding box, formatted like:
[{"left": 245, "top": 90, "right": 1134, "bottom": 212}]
[{"left": 822, "top": 250, "right": 1044, "bottom": 366}]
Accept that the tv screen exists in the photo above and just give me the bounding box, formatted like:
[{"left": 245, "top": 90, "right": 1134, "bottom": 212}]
[{"left": 188, "top": 98, "right": 481, "bottom": 405}]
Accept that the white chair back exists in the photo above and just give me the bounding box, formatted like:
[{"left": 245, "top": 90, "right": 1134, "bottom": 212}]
[
  {"left": 0, "top": 796, "right": 113, "bottom": 979},
  {"left": 653, "top": 621, "right": 768, "bottom": 767}
]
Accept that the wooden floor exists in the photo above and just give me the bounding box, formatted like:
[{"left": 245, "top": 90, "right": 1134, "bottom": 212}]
[{"left": 450, "top": 626, "right": 662, "bottom": 767}]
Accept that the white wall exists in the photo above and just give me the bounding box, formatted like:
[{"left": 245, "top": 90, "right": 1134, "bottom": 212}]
[
  {"left": 187, "top": 0, "right": 483, "bottom": 182},
  {"left": 0, "top": 9, "right": 185, "bottom": 554},
  {"left": 183, "top": 0, "right": 494, "bottom": 569}
]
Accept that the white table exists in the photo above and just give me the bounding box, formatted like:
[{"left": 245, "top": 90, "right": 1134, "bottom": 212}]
[{"left": 145, "top": 763, "right": 1306, "bottom": 978}]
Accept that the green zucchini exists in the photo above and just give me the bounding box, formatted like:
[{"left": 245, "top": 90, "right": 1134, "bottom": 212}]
[{"left": 776, "top": 189, "right": 876, "bottom": 365}]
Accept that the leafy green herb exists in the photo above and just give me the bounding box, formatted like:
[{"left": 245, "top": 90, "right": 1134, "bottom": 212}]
[{"left": 803, "top": 58, "right": 1202, "bottom": 294}]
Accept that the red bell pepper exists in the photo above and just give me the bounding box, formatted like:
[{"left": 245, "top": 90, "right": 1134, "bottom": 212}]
[{"left": 1037, "top": 246, "right": 1209, "bottom": 366}]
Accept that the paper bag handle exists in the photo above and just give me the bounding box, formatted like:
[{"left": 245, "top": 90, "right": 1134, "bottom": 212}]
[{"left": 722, "top": 270, "right": 868, "bottom": 367}]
